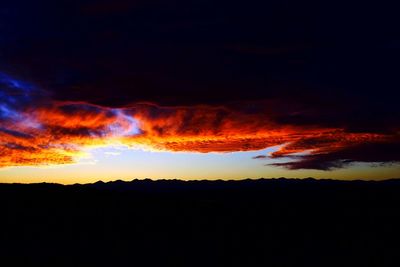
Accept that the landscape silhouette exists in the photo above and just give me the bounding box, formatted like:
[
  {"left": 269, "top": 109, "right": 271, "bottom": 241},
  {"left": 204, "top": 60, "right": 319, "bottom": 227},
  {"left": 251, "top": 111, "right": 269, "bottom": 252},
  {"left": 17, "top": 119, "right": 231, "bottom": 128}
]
[{"left": 2, "top": 178, "right": 400, "bottom": 266}]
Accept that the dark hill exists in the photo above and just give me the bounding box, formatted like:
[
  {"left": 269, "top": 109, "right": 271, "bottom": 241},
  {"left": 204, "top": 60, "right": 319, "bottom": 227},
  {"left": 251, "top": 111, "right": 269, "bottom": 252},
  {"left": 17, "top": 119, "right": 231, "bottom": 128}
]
[{"left": 1, "top": 178, "right": 400, "bottom": 267}]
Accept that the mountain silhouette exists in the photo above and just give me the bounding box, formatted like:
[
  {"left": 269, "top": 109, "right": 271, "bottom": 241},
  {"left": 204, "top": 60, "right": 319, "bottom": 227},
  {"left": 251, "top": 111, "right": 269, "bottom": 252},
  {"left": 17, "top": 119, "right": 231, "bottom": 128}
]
[{"left": 1, "top": 178, "right": 400, "bottom": 267}]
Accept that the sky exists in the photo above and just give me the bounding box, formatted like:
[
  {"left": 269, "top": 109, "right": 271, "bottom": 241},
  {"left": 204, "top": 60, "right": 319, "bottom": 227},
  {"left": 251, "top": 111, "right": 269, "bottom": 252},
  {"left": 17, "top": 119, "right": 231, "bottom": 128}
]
[{"left": 0, "top": 0, "right": 399, "bottom": 183}]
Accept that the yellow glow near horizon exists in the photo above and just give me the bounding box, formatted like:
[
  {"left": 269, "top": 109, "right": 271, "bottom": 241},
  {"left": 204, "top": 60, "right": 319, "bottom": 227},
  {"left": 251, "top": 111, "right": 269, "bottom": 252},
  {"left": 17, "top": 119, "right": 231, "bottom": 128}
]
[{"left": 0, "top": 147, "right": 399, "bottom": 184}]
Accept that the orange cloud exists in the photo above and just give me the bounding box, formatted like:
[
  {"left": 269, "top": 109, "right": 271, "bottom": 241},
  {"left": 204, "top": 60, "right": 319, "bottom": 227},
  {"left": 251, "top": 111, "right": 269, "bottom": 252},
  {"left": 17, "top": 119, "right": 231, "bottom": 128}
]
[{"left": 0, "top": 101, "right": 398, "bottom": 169}]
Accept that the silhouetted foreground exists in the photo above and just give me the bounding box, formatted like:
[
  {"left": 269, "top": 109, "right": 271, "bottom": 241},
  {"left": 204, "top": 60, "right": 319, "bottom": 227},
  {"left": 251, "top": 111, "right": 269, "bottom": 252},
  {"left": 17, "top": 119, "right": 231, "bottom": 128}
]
[{"left": 1, "top": 178, "right": 400, "bottom": 267}]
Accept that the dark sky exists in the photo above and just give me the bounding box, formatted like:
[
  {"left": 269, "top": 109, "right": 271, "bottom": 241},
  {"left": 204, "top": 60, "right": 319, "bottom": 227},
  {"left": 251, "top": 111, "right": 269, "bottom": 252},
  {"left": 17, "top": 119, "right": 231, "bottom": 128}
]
[
  {"left": 1, "top": 1, "right": 399, "bottom": 126},
  {"left": 0, "top": 0, "right": 399, "bottom": 171},
  {"left": 1, "top": 1, "right": 398, "bottom": 103}
]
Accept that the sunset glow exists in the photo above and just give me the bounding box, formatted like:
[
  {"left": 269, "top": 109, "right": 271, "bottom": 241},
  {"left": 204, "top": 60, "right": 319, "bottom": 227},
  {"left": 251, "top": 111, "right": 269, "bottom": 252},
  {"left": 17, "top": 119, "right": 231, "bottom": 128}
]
[
  {"left": 0, "top": 72, "right": 399, "bottom": 183},
  {"left": 1, "top": 0, "right": 399, "bottom": 183}
]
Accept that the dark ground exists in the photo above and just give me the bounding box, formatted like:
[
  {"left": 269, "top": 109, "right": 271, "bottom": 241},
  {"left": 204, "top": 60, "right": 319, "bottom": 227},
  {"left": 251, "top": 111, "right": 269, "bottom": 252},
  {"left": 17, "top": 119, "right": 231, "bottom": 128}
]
[{"left": 1, "top": 178, "right": 400, "bottom": 267}]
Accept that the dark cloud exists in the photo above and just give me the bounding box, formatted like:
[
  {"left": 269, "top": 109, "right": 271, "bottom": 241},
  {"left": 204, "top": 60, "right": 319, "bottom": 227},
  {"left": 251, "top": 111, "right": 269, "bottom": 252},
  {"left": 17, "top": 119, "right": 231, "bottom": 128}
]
[
  {"left": 270, "top": 138, "right": 400, "bottom": 170},
  {"left": 0, "top": 127, "right": 33, "bottom": 139},
  {"left": 252, "top": 155, "right": 267, "bottom": 159}
]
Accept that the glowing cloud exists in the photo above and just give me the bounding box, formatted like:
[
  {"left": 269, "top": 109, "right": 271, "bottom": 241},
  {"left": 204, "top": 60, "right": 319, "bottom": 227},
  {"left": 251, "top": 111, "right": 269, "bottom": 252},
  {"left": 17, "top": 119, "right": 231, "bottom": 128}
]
[{"left": 0, "top": 73, "right": 399, "bottom": 170}]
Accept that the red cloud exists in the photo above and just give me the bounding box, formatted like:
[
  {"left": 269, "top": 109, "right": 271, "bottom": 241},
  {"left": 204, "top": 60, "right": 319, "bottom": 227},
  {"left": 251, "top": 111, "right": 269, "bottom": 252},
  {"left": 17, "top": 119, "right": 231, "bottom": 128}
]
[{"left": 0, "top": 100, "right": 398, "bottom": 169}]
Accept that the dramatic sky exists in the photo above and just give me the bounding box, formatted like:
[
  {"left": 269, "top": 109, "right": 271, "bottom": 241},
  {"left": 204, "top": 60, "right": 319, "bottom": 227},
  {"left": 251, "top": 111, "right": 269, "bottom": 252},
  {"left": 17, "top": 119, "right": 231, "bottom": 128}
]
[{"left": 0, "top": 0, "right": 399, "bottom": 183}]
